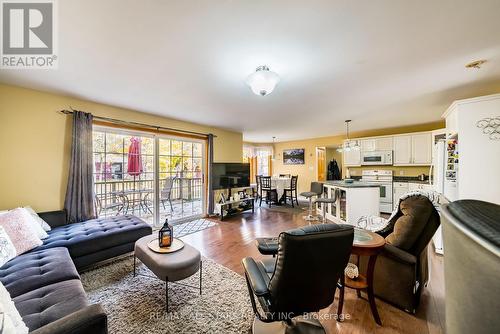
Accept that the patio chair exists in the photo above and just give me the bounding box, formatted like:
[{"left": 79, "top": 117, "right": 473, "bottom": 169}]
[
  {"left": 94, "top": 194, "right": 124, "bottom": 216},
  {"left": 160, "top": 177, "right": 177, "bottom": 211}
]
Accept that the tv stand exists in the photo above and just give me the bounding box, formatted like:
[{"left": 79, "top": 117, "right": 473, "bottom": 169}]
[{"left": 215, "top": 196, "right": 254, "bottom": 221}]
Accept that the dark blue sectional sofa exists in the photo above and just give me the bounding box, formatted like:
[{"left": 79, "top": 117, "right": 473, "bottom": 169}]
[{"left": 0, "top": 211, "right": 152, "bottom": 334}]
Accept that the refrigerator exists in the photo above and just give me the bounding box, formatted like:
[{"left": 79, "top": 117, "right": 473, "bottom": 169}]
[{"left": 429, "top": 140, "right": 446, "bottom": 254}]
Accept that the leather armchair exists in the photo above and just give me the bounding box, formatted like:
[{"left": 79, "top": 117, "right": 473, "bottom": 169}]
[
  {"left": 357, "top": 195, "right": 440, "bottom": 313},
  {"left": 242, "top": 224, "right": 354, "bottom": 334}
]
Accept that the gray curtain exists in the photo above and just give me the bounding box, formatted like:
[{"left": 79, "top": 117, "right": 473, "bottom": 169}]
[
  {"left": 64, "top": 111, "right": 96, "bottom": 223},
  {"left": 207, "top": 134, "right": 215, "bottom": 215}
]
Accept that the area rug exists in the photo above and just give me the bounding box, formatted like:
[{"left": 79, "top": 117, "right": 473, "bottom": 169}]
[
  {"left": 173, "top": 218, "right": 217, "bottom": 238},
  {"left": 80, "top": 256, "right": 253, "bottom": 334},
  {"left": 262, "top": 200, "right": 308, "bottom": 214}
]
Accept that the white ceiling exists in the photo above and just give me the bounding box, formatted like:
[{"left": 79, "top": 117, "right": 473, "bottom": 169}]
[{"left": 1, "top": 0, "right": 500, "bottom": 142}]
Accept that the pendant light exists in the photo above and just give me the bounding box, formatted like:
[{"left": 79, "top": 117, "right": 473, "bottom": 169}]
[
  {"left": 271, "top": 136, "right": 277, "bottom": 160},
  {"left": 336, "top": 120, "right": 360, "bottom": 152},
  {"left": 246, "top": 66, "right": 280, "bottom": 96}
]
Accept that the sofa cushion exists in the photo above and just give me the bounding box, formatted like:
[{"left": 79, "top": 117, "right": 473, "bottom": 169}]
[
  {"left": 36, "top": 215, "right": 151, "bottom": 258},
  {"left": 0, "top": 226, "right": 16, "bottom": 267},
  {"left": 0, "top": 208, "right": 43, "bottom": 255},
  {"left": 13, "top": 279, "right": 88, "bottom": 332},
  {"left": 0, "top": 248, "right": 79, "bottom": 298},
  {"left": 386, "top": 196, "right": 433, "bottom": 251},
  {"left": 0, "top": 281, "right": 29, "bottom": 334}
]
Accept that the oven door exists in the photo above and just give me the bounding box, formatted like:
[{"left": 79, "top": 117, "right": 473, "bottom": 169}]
[{"left": 378, "top": 183, "right": 393, "bottom": 204}]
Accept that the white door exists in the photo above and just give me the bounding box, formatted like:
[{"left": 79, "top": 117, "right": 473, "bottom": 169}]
[
  {"left": 412, "top": 133, "right": 432, "bottom": 165},
  {"left": 393, "top": 135, "right": 412, "bottom": 165}
]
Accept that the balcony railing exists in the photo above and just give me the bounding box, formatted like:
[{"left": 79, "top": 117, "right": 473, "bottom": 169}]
[{"left": 94, "top": 177, "right": 203, "bottom": 224}]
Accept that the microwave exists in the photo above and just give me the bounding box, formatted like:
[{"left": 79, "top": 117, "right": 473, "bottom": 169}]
[{"left": 361, "top": 151, "right": 393, "bottom": 165}]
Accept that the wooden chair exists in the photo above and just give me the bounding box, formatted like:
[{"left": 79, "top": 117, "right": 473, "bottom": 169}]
[
  {"left": 283, "top": 175, "right": 299, "bottom": 207},
  {"left": 259, "top": 176, "right": 277, "bottom": 207},
  {"left": 254, "top": 175, "right": 262, "bottom": 203}
]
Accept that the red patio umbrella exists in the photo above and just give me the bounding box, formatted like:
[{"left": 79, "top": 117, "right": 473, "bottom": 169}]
[
  {"left": 127, "top": 137, "right": 143, "bottom": 178},
  {"left": 128, "top": 137, "right": 143, "bottom": 193},
  {"left": 127, "top": 137, "right": 143, "bottom": 215}
]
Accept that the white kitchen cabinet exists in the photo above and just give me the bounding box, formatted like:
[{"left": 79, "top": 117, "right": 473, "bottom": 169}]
[
  {"left": 343, "top": 141, "right": 361, "bottom": 166},
  {"left": 393, "top": 182, "right": 409, "bottom": 208},
  {"left": 393, "top": 135, "right": 412, "bottom": 164},
  {"left": 375, "top": 137, "right": 393, "bottom": 151},
  {"left": 361, "top": 137, "right": 393, "bottom": 152},
  {"left": 411, "top": 133, "right": 432, "bottom": 164},
  {"left": 442, "top": 93, "right": 500, "bottom": 204},
  {"left": 408, "top": 182, "right": 433, "bottom": 191},
  {"left": 360, "top": 139, "right": 376, "bottom": 152},
  {"left": 394, "top": 133, "right": 432, "bottom": 166}
]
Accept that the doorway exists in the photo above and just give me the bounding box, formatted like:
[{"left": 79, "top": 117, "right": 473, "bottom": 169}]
[{"left": 316, "top": 147, "right": 326, "bottom": 181}]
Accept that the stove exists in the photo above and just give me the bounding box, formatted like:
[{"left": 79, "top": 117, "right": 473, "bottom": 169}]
[{"left": 361, "top": 170, "right": 393, "bottom": 213}]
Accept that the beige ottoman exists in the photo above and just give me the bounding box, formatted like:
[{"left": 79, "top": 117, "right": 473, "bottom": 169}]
[{"left": 134, "top": 235, "right": 202, "bottom": 311}]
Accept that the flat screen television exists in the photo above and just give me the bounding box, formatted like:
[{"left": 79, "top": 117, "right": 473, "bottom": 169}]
[{"left": 212, "top": 163, "right": 250, "bottom": 190}]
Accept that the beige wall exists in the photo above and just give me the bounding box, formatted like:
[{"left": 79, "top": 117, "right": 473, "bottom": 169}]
[
  {"left": 270, "top": 121, "right": 444, "bottom": 193},
  {"left": 0, "top": 84, "right": 243, "bottom": 212}
]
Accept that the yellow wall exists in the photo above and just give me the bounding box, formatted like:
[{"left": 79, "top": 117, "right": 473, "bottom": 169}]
[
  {"left": 270, "top": 121, "right": 444, "bottom": 193},
  {"left": 0, "top": 84, "right": 243, "bottom": 211}
]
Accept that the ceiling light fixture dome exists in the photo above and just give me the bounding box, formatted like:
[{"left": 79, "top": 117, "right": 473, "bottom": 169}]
[{"left": 246, "top": 65, "right": 280, "bottom": 96}]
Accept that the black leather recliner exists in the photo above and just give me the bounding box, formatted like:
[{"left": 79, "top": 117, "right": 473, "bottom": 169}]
[{"left": 242, "top": 224, "right": 354, "bottom": 334}]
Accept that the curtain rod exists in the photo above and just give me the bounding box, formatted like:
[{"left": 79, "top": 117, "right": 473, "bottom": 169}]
[{"left": 59, "top": 109, "right": 216, "bottom": 138}]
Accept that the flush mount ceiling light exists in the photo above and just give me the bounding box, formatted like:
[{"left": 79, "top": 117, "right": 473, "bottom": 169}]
[
  {"left": 336, "top": 120, "right": 360, "bottom": 153},
  {"left": 246, "top": 65, "right": 280, "bottom": 96},
  {"left": 465, "top": 59, "right": 487, "bottom": 69}
]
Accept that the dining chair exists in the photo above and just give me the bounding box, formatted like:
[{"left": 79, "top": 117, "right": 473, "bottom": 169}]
[
  {"left": 254, "top": 175, "right": 262, "bottom": 203},
  {"left": 283, "top": 175, "right": 299, "bottom": 207},
  {"left": 259, "top": 176, "right": 277, "bottom": 207}
]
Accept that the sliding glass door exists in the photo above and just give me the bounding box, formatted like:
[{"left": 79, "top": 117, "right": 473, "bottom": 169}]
[
  {"left": 92, "top": 127, "right": 205, "bottom": 226},
  {"left": 158, "top": 138, "right": 205, "bottom": 224}
]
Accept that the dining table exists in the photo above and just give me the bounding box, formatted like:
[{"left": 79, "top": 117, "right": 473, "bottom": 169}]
[
  {"left": 110, "top": 188, "right": 154, "bottom": 214},
  {"left": 270, "top": 176, "right": 292, "bottom": 204}
]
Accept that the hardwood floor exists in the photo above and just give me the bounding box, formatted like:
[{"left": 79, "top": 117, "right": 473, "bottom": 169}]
[{"left": 181, "top": 207, "right": 445, "bottom": 334}]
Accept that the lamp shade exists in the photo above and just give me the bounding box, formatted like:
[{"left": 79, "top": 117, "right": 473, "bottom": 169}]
[{"left": 246, "top": 66, "right": 280, "bottom": 96}]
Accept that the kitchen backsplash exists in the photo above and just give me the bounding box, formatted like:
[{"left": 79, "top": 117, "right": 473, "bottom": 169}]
[{"left": 345, "top": 166, "right": 430, "bottom": 178}]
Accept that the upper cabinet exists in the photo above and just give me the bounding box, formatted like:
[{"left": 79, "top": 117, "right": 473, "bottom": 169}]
[
  {"left": 343, "top": 140, "right": 361, "bottom": 166},
  {"left": 342, "top": 131, "right": 433, "bottom": 167},
  {"left": 411, "top": 133, "right": 432, "bottom": 164},
  {"left": 360, "top": 137, "right": 393, "bottom": 152},
  {"left": 393, "top": 132, "right": 432, "bottom": 166},
  {"left": 393, "top": 135, "right": 412, "bottom": 164}
]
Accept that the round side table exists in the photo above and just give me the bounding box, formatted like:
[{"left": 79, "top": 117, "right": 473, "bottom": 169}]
[{"left": 337, "top": 228, "right": 386, "bottom": 326}]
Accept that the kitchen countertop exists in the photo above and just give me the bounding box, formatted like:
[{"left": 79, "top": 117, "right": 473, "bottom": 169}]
[
  {"left": 393, "top": 179, "right": 432, "bottom": 185},
  {"left": 324, "top": 180, "right": 380, "bottom": 188}
]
